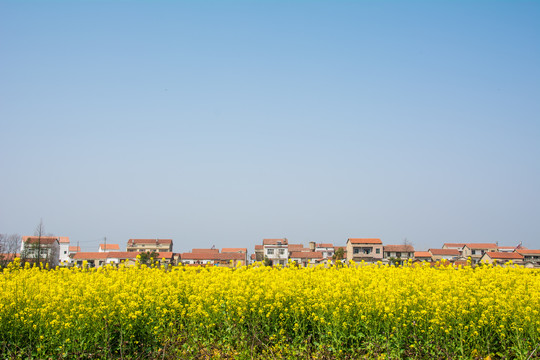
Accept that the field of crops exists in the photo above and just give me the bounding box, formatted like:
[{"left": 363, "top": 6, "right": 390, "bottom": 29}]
[{"left": 1, "top": 260, "right": 539, "bottom": 359}]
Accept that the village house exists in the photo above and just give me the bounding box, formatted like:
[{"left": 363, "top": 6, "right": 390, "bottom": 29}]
[
  {"left": 383, "top": 244, "right": 415, "bottom": 265},
  {"left": 20, "top": 236, "right": 61, "bottom": 267},
  {"left": 72, "top": 251, "right": 176, "bottom": 267},
  {"left": 289, "top": 251, "right": 323, "bottom": 267},
  {"left": 514, "top": 249, "right": 540, "bottom": 266},
  {"left": 262, "top": 238, "right": 289, "bottom": 266},
  {"left": 479, "top": 251, "right": 524, "bottom": 265},
  {"left": 461, "top": 243, "right": 498, "bottom": 264},
  {"left": 314, "top": 243, "right": 335, "bottom": 259},
  {"left": 72, "top": 252, "right": 109, "bottom": 267},
  {"left": 180, "top": 248, "right": 245, "bottom": 267},
  {"left": 126, "top": 238, "right": 173, "bottom": 253},
  {"left": 428, "top": 248, "right": 460, "bottom": 262},
  {"left": 222, "top": 248, "right": 248, "bottom": 264},
  {"left": 346, "top": 238, "right": 383, "bottom": 263}
]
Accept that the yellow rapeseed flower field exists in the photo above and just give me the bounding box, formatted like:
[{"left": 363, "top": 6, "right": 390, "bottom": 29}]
[{"left": 0, "top": 259, "right": 539, "bottom": 359}]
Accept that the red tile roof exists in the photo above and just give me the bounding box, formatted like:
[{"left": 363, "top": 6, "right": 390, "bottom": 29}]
[
  {"left": 107, "top": 252, "right": 138, "bottom": 259},
  {"left": 464, "top": 243, "right": 498, "bottom": 249},
  {"left": 263, "top": 238, "right": 288, "bottom": 245},
  {"left": 0, "top": 253, "right": 20, "bottom": 260},
  {"left": 515, "top": 249, "right": 540, "bottom": 255},
  {"left": 254, "top": 245, "right": 263, "bottom": 250},
  {"left": 127, "top": 239, "right": 172, "bottom": 245},
  {"left": 290, "top": 251, "right": 323, "bottom": 259},
  {"left": 222, "top": 248, "right": 247, "bottom": 253},
  {"left": 384, "top": 245, "right": 415, "bottom": 252},
  {"left": 348, "top": 238, "right": 382, "bottom": 244},
  {"left": 485, "top": 252, "right": 524, "bottom": 260},
  {"left": 69, "top": 246, "right": 80, "bottom": 252},
  {"left": 288, "top": 244, "right": 304, "bottom": 250},
  {"left": 443, "top": 243, "right": 466, "bottom": 248},
  {"left": 429, "top": 249, "right": 460, "bottom": 256},
  {"left": 72, "top": 252, "right": 108, "bottom": 260},
  {"left": 58, "top": 237, "right": 70, "bottom": 244},
  {"left": 414, "top": 251, "right": 432, "bottom": 258},
  {"left": 192, "top": 248, "right": 219, "bottom": 254},
  {"left": 316, "top": 243, "right": 334, "bottom": 248},
  {"left": 181, "top": 252, "right": 244, "bottom": 261},
  {"left": 217, "top": 252, "right": 245, "bottom": 261},
  {"left": 23, "top": 236, "right": 59, "bottom": 245},
  {"left": 99, "top": 244, "right": 120, "bottom": 251}
]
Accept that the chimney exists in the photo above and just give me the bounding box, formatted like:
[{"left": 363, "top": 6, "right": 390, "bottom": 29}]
[{"left": 309, "top": 242, "right": 315, "bottom": 251}]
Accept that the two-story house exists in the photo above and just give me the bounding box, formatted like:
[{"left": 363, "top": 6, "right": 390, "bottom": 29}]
[
  {"left": 20, "top": 236, "right": 61, "bottom": 267},
  {"left": 180, "top": 248, "right": 245, "bottom": 267},
  {"left": 126, "top": 238, "right": 173, "bottom": 253},
  {"left": 346, "top": 238, "right": 383, "bottom": 263},
  {"left": 263, "top": 238, "right": 289, "bottom": 266},
  {"left": 383, "top": 244, "right": 415, "bottom": 265},
  {"left": 461, "top": 243, "right": 498, "bottom": 264}
]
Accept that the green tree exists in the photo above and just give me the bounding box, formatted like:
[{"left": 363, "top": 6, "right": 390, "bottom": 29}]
[
  {"left": 138, "top": 251, "right": 159, "bottom": 265},
  {"left": 332, "top": 247, "right": 345, "bottom": 261}
]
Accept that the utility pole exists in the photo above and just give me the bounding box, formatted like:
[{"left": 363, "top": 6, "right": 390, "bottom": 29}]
[{"left": 104, "top": 236, "right": 107, "bottom": 251}]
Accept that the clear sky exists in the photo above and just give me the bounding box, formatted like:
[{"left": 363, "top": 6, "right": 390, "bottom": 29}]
[{"left": 1, "top": 1, "right": 539, "bottom": 253}]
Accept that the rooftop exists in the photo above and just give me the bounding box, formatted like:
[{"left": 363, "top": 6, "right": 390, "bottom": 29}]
[
  {"left": 384, "top": 245, "right": 415, "bottom": 252},
  {"left": 263, "top": 238, "right": 288, "bottom": 246},
  {"left": 348, "top": 238, "right": 382, "bottom": 245}
]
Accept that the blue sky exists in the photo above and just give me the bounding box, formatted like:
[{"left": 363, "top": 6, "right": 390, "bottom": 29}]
[{"left": 1, "top": 1, "right": 539, "bottom": 252}]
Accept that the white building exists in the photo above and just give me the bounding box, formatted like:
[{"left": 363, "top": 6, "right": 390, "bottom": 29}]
[
  {"left": 20, "top": 236, "right": 61, "bottom": 267},
  {"left": 314, "top": 243, "right": 335, "bottom": 259},
  {"left": 58, "top": 237, "right": 71, "bottom": 263},
  {"left": 263, "top": 238, "right": 289, "bottom": 266}
]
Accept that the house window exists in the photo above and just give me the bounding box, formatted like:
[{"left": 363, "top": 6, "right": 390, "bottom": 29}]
[
  {"left": 396, "top": 252, "right": 401, "bottom": 258},
  {"left": 362, "top": 248, "right": 372, "bottom": 255},
  {"left": 353, "top": 247, "right": 360, "bottom": 254},
  {"left": 375, "top": 249, "right": 380, "bottom": 254},
  {"left": 267, "top": 249, "right": 274, "bottom": 255},
  {"left": 472, "top": 250, "right": 476, "bottom": 255},
  {"left": 278, "top": 249, "right": 285, "bottom": 255}
]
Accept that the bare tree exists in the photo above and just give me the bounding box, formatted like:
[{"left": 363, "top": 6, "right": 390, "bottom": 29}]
[
  {"left": 403, "top": 238, "right": 414, "bottom": 247},
  {"left": 0, "top": 233, "right": 20, "bottom": 268},
  {"left": 34, "top": 219, "right": 45, "bottom": 265}
]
